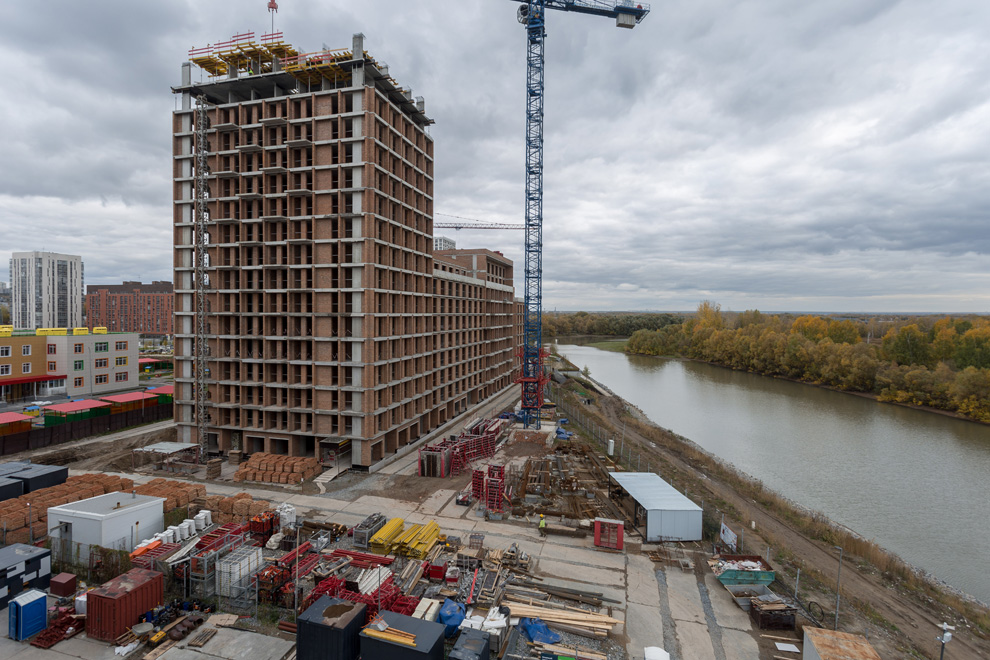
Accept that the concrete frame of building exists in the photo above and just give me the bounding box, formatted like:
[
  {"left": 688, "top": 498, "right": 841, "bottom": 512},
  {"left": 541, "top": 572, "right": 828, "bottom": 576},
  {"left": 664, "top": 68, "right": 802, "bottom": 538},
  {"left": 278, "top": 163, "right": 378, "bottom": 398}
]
[
  {"left": 9, "top": 252, "right": 84, "bottom": 331},
  {"left": 172, "top": 33, "right": 522, "bottom": 469}
]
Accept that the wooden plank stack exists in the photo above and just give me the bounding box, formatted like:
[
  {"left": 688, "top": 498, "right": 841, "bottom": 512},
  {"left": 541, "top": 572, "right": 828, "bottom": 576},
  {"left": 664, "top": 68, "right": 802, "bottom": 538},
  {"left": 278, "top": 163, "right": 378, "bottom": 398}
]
[
  {"left": 501, "top": 600, "right": 621, "bottom": 639},
  {"left": 232, "top": 452, "right": 322, "bottom": 484}
]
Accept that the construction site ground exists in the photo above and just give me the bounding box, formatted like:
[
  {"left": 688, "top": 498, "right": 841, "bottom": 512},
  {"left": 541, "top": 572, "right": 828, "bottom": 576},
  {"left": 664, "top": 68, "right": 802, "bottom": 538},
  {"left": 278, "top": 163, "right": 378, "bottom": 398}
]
[
  {"left": 13, "top": 428, "right": 779, "bottom": 660},
  {"left": 7, "top": 379, "right": 986, "bottom": 658}
]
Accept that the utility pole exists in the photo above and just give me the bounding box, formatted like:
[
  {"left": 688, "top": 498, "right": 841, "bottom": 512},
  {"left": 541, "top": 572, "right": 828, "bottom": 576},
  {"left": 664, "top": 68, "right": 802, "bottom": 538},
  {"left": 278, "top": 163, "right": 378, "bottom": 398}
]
[{"left": 833, "top": 545, "right": 844, "bottom": 630}]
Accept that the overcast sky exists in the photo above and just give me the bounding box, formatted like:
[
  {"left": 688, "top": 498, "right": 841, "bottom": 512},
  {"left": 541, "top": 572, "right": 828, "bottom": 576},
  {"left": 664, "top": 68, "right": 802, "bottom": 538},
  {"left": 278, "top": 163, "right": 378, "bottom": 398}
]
[{"left": 1, "top": 0, "right": 987, "bottom": 313}]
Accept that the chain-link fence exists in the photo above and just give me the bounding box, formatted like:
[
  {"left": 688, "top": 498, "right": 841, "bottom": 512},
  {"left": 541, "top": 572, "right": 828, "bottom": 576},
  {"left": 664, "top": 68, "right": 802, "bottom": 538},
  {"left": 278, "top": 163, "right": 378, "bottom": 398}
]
[{"left": 48, "top": 534, "right": 132, "bottom": 584}]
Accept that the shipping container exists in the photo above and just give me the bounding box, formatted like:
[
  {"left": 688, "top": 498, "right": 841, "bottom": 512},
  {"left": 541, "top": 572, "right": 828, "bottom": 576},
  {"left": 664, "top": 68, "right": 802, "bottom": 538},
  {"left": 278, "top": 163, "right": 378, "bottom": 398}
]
[
  {"left": 0, "top": 543, "right": 52, "bottom": 610},
  {"left": 86, "top": 568, "right": 164, "bottom": 642},
  {"left": 0, "top": 476, "right": 24, "bottom": 501},
  {"left": 360, "top": 611, "right": 444, "bottom": 660},
  {"left": 8, "top": 589, "right": 47, "bottom": 641},
  {"left": 7, "top": 464, "right": 68, "bottom": 493},
  {"left": 297, "top": 597, "right": 367, "bottom": 660},
  {"left": 450, "top": 628, "right": 491, "bottom": 660}
]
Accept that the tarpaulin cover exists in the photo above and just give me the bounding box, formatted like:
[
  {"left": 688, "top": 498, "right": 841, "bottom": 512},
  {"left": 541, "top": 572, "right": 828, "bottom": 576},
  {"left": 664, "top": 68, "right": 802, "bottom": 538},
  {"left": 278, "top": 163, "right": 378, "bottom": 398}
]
[
  {"left": 519, "top": 618, "right": 561, "bottom": 645},
  {"left": 438, "top": 598, "right": 465, "bottom": 638}
]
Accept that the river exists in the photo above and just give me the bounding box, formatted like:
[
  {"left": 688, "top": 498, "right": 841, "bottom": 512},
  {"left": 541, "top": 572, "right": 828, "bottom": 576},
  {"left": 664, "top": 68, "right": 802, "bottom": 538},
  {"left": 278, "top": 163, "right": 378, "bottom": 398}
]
[{"left": 557, "top": 342, "right": 990, "bottom": 604}]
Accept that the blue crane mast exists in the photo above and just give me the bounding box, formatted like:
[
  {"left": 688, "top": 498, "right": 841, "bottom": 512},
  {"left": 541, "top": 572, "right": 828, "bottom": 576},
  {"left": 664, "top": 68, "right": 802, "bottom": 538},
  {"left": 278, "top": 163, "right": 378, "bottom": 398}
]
[{"left": 511, "top": 0, "right": 650, "bottom": 426}]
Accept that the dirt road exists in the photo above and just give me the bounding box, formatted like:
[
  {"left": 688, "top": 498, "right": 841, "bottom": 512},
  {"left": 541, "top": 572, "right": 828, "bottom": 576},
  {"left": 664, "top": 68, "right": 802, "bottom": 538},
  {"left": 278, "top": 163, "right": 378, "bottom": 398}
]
[{"left": 591, "top": 392, "right": 989, "bottom": 659}]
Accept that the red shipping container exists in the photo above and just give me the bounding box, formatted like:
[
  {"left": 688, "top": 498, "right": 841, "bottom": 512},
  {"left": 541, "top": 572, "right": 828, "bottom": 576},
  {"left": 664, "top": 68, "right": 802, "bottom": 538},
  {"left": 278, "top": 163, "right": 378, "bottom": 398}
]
[
  {"left": 49, "top": 572, "right": 77, "bottom": 597},
  {"left": 86, "top": 568, "right": 164, "bottom": 642},
  {"left": 593, "top": 518, "right": 624, "bottom": 551}
]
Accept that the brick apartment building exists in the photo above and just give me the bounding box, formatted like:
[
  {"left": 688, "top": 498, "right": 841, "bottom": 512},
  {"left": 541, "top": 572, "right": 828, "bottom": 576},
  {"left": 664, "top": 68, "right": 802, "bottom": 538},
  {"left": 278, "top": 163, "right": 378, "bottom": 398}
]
[
  {"left": 86, "top": 281, "right": 174, "bottom": 336},
  {"left": 172, "top": 33, "right": 521, "bottom": 468}
]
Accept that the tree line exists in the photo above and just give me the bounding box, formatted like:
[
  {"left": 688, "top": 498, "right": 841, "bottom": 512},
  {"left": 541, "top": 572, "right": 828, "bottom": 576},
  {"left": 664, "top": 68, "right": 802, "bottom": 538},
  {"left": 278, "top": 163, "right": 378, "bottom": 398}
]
[
  {"left": 621, "top": 302, "right": 990, "bottom": 422},
  {"left": 543, "top": 311, "right": 682, "bottom": 338}
]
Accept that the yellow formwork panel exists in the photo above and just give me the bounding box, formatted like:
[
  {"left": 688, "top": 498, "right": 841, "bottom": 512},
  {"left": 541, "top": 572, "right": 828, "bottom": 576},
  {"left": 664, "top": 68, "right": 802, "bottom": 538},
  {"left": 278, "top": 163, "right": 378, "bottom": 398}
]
[
  {"left": 368, "top": 517, "right": 405, "bottom": 555},
  {"left": 191, "top": 55, "right": 228, "bottom": 77}
]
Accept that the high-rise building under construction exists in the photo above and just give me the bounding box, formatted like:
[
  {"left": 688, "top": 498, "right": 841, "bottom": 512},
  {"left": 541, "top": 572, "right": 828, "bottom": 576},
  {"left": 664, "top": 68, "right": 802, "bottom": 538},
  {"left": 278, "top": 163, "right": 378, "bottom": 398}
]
[{"left": 172, "top": 32, "right": 520, "bottom": 468}]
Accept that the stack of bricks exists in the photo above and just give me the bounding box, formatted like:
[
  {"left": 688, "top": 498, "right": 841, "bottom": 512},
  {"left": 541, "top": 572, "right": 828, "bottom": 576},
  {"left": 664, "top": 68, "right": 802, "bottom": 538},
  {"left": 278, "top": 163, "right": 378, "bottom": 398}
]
[
  {"left": 232, "top": 452, "right": 323, "bottom": 484},
  {"left": 0, "top": 473, "right": 135, "bottom": 545},
  {"left": 189, "top": 492, "right": 271, "bottom": 525},
  {"left": 132, "top": 478, "right": 206, "bottom": 513}
]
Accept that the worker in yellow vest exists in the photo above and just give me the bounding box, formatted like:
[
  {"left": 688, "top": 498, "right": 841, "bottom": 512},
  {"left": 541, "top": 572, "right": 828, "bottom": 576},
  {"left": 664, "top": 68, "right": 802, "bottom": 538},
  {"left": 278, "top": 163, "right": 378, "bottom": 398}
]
[{"left": 539, "top": 514, "right": 547, "bottom": 537}]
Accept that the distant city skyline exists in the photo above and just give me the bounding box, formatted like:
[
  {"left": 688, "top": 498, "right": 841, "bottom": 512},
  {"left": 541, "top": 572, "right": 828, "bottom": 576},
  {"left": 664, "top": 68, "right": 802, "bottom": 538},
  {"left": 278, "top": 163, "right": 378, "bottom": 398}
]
[{"left": 1, "top": 1, "right": 989, "bottom": 313}]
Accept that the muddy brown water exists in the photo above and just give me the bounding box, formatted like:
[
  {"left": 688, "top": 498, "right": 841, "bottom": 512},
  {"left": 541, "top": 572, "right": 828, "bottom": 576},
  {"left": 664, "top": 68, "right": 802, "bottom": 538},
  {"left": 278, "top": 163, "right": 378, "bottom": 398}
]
[{"left": 558, "top": 342, "right": 990, "bottom": 605}]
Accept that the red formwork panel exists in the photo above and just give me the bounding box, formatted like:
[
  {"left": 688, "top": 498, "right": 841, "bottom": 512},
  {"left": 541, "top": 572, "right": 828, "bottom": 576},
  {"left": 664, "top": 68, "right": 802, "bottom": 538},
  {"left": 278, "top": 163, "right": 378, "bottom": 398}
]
[
  {"left": 86, "top": 568, "right": 164, "bottom": 642},
  {"left": 593, "top": 518, "right": 623, "bottom": 551}
]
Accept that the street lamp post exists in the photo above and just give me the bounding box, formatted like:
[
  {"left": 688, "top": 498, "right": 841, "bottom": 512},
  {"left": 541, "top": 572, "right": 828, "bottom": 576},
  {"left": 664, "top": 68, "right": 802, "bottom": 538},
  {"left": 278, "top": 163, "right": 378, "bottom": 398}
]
[{"left": 833, "top": 545, "right": 843, "bottom": 630}]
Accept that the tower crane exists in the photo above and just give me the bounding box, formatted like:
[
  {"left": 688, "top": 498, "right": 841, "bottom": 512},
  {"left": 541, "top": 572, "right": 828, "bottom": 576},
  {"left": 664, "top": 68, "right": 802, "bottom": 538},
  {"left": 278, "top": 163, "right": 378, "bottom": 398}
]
[{"left": 509, "top": 1, "right": 650, "bottom": 426}]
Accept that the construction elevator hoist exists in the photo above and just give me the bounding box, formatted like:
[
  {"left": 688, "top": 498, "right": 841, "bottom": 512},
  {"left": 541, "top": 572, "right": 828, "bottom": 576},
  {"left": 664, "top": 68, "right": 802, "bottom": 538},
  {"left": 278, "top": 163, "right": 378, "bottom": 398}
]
[{"left": 510, "top": 1, "right": 650, "bottom": 426}]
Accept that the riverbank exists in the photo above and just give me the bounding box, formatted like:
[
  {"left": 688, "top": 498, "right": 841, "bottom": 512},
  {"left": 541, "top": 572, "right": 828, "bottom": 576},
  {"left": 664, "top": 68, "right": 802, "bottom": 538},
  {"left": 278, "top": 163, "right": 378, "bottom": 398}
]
[
  {"left": 551, "top": 374, "right": 990, "bottom": 658},
  {"left": 625, "top": 346, "right": 990, "bottom": 426}
]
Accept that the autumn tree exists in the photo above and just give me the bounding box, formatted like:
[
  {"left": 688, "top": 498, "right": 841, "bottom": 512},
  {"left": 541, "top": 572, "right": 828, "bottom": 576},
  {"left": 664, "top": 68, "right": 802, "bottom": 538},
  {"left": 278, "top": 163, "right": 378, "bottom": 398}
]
[
  {"left": 881, "top": 324, "right": 933, "bottom": 367},
  {"left": 791, "top": 315, "right": 829, "bottom": 341}
]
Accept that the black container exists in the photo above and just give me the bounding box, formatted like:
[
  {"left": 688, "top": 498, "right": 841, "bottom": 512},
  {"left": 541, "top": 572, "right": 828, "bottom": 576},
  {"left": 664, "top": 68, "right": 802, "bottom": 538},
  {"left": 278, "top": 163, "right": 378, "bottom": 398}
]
[
  {"left": 297, "top": 597, "right": 367, "bottom": 660},
  {"left": 0, "top": 543, "right": 52, "bottom": 610},
  {"left": 360, "top": 611, "right": 444, "bottom": 660},
  {"left": 7, "top": 464, "right": 68, "bottom": 492},
  {"left": 0, "top": 476, "right": 24, "bottom": 501},
  {"left": 450, "top": 629, "right": 491, "bottom": 660}
]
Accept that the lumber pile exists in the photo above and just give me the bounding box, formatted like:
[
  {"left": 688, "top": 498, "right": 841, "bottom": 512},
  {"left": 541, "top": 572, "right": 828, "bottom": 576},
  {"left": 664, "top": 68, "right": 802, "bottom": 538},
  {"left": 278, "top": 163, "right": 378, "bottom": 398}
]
[
  {"left": 191, "top": 492, "right": 271, "bottom": 525},
  {"left": 502, "top": 600, "right": 620, "bottom": 639},
  {"left": 0, "top": 473, "right": 135, "bottom": 544},
  {"left": 232, "top": 452, "right": 322, "bottom": 484}
]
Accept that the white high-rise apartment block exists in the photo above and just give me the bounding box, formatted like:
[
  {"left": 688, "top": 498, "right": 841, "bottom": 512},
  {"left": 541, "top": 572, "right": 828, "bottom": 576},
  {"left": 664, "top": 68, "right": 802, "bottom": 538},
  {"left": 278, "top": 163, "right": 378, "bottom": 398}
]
[{"left": 9, "top": 252, "right": 85, "bottom": 330}]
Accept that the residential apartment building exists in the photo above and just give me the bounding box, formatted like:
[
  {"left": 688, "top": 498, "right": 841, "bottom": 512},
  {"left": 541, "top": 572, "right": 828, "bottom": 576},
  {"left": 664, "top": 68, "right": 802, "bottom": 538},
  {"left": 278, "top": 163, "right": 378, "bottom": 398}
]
[
  {"left": 172, "top": 33, "right": 518, "bottom": 468},
  {"left": 47, "top": 333, "right": 139, "bottom": 398},
  {"left": 9, "top": 252, "right": 84, "bottom": 330},
  {"left": 87, "top": 281, "right": 174, "bottom": 336},
  {"left": 0, "top": 332, "right": 139, "bottom": 403},
  {"left": 0, "top": 282, "right": 11, "bottom": 312},
  {"left": 433, "top": 236, "right": 456, "bottom": 251}
]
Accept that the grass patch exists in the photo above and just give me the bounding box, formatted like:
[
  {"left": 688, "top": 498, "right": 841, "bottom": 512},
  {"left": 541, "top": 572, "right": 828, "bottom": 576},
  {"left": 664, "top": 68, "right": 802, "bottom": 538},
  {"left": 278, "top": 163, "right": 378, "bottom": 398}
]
[{"left": 587, "top": 339, "right": 628, "bottom": 352}]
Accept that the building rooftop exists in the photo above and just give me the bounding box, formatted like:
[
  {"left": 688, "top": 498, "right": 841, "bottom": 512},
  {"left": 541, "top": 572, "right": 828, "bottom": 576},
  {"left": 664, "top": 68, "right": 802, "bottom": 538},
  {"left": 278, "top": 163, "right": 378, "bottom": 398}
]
[
  {"left": 175, "top": 32, "right": 433, "bottom": 127},
  {"left": 48, "top": 492, "right": 165, "bottom": 517},
  {"left": 609, "top": 472, "right": 702, "bottom": 512},
  {"left": 0, "top": 412, "right": 32, "bottom": 425},
  {"left": 100, "top": 392, "right": 157, "bottom": 404},
  {"left": 44, "top": 400, "right": 112, "bottom": 414}
]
